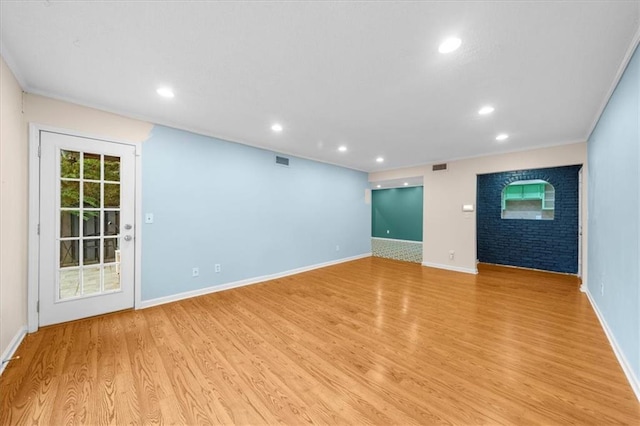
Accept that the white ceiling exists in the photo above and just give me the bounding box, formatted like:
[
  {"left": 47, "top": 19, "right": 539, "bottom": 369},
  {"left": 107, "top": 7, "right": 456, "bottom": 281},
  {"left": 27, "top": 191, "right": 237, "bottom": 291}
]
[{"left": 1, "top": 1, "right": 639, "bottom": 172}]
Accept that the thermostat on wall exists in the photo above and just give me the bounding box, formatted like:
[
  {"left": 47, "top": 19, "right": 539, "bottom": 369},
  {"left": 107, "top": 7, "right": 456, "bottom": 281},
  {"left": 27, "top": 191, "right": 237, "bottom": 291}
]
[{"left": 462, "top": 204, "right": 474, "bottom": 212}]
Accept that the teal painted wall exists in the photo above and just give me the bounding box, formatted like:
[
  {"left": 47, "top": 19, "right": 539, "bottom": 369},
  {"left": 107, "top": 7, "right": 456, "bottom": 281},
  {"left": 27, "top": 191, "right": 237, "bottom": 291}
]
[
  {"left": 371, "top": 187, "right": 423, "bottom": 242},
  {"left": 588, "top": 43, "right": 639, "bottom": 386},
  {"left": 142, "top": 125, "right": 371, "bottom": 301}
]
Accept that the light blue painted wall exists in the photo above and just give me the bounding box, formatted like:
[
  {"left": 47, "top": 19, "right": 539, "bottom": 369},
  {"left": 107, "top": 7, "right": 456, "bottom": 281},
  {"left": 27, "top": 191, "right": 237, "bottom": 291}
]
[
  {"left": 141, "top": 125, "right": 371, "bottom": 300},
  {"left": 588, "top": 44, "right": 639, "bottom": 382}
]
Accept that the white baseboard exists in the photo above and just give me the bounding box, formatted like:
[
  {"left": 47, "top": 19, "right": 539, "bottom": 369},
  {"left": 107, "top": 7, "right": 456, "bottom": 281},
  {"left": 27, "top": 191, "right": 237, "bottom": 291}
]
[
  {"left": 0, "top": 326, "right": 27, "bottom": 376},
  {"left": 138, "top": 253, "right": 372, "bottom": 309},
  {"left": 584, "top": 287, "right": 640, "bottom": 402},
  {"left": 421, "top": 261, "right": 478, "bottom": 275}
]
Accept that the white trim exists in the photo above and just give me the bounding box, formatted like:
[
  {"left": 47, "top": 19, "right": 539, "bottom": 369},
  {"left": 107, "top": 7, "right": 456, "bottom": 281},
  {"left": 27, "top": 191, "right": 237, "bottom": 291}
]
[
  {"left": 370, "top": 140, "right": 586, "bottom": 175},
  {"left": 134, "top": 143, "right": 143, "bottom": 310},
  {"left": 27, "top": 123, "right": 143, "bottom": 332},
  {"left": 27, "top": 124, "right": 41, "bottom": 332},
  {"left": 138, "top": 253, "right": 372, "bottom": 309},
  {"left": 422, "top": 261, "right": 478, "bottom": 275},
  {"left": 586, "top": 26, "right": 640, "bottom": 139},
  {"left": 371, "top": 237, "right": 423, "bottom": 244},
  {"left": 583, "top": 287, "right": 640, "bottom": 402},
  {"left": 0, "top": 326, "right": 27, "bottom": 376},
  {"left": 0, "top": 40, "right": 27, "bottom": 88}
]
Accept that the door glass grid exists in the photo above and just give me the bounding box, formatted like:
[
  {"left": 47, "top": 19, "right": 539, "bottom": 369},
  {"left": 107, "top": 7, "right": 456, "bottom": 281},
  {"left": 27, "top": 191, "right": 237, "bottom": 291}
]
[{"left": 59, "top": 150, "right": 122, "bottom": 300}]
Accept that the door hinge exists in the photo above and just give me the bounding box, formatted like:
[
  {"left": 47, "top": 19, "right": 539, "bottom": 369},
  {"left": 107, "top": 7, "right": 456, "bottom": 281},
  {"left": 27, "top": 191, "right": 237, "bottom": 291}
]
[
  {"left": 37, "top": 144, "right": 41, "bottom": 158},
  {"left": 36, "top": 301, "right": 39, "bottom": 313},
  {"left": 37, "top": 224, "right": 40, "bottom": 235}
]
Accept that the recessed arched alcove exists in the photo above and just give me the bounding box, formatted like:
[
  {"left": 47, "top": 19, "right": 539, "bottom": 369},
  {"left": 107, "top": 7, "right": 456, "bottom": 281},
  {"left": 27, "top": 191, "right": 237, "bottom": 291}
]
[{"left": 501, "top": 179, "right": 555, "bottom": 220}]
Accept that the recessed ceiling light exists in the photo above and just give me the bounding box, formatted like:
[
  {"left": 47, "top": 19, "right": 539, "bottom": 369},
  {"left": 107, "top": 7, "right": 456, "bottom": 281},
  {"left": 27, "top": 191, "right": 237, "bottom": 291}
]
[
  {"left": 338, "top": 145, "right": 347, "bottom": 152},
  {"left": 376, "top": 184, "right": 382, "bottom": 188},
  {"left": 403, "top": 182, "right": 409, "bottom": 186},
  {"left": 478, "top": 106, "right": 495, "bottom": 115},
  {"left": 496, "top": 133, "right": 509, "bottom": 141},
  {"left": 438, "top": 37, "right": 462, "bottom": 54},
  {"left": 376, "top": 157, "right": 384, "bottom": 163},
  {"left": 156, "top": 87, "right": 174, "bottom": 98},
  {"left": 271, "top": 123, "right": 283, "bottom": 132}
]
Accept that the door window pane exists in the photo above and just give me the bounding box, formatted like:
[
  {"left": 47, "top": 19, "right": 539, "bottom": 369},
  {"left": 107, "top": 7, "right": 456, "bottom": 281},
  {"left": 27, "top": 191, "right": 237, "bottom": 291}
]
[
  {"left": 104, "top": 156, "right": 120, "bottom": 182},
  {"left": 60, "top": 150, "right": 80, "bottom": 178},
  {"left": 104, "top": 238, "right": 119, "bottom": 263},
  {"left": 61, "top": 181, "right": 80, "bottom": 208},
  {"left": 82, "top": 211, "right": 101, "bottom": 237},
  {"left": 82, "top": 267, "right": 101, "bottom": 295},
  {"left": 104, "top": 211, "right": 120, "bottom": 236},
  {"left": 83, "top": 239, "right": 100, "bottom": 265},
  {"left": 104, "top": 264, "right": 121, "bottom": 292},
  {"left": 83, "top": 182, "right": 101, "bottom": 208},
  {"left": 104, "top": 183, "right": 120, "bottom": 208},
  {"left": 60, "top": 210, "right": 80, "bottom": 238},
  {"left": 83, "top": 152, "right": 101, "bottom": 180},
  {"left": 59, "top": 269, "right": 80, "bottom": 299},
  {"left": 60, "top": 240, "right": 79, "bottom": 267}
]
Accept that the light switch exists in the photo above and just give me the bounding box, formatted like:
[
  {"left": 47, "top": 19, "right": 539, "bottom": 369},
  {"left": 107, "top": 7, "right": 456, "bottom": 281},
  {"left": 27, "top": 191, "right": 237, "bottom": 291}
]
[
  {"left": 145, "top": 213, "right": 154, "bottom": 224},
  {"left": 462, "top": 204, "right": 474, "bottom": 212}
]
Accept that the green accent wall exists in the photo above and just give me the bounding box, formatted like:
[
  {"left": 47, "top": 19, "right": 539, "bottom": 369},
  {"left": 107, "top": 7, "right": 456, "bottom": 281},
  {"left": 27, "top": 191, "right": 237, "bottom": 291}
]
[{"left": 372, "top": 186, "right": 423, "bottom": 242}]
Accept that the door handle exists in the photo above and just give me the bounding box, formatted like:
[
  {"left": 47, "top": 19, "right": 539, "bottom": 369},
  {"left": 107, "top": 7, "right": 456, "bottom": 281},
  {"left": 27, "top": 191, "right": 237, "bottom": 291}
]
[
  {"left": 124, "top": 224, "right": 133, "bottom": 230},
  {"left": 124, "top": 235, "right": 133, "bottom": 242}
]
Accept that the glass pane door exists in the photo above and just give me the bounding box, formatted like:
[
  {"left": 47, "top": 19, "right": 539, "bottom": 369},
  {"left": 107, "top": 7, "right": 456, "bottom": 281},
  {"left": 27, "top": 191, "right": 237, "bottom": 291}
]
[{"left": 58, "top": 150, "right": 122, "bottom": 300}]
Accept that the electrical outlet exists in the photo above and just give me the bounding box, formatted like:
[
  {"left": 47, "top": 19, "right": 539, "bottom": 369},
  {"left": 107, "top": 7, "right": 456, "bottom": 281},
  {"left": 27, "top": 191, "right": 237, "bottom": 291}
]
[
  {"left": 336, "top": 245, "right": 340, "bottom": 251},
  {"left": 215, "top": 264, "right": 221, "bottom": 273},
  {"left": 449, "top": 250, "right": 455, "bottom": 260},
  {"left": 192, "top": 267, "right": 199, "bottom": 277}
]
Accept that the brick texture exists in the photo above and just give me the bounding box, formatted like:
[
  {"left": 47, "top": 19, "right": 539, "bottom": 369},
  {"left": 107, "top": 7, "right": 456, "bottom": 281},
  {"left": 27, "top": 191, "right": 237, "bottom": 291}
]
[{"left": 476, "top": 165, "right": 581, "bottom": 274}]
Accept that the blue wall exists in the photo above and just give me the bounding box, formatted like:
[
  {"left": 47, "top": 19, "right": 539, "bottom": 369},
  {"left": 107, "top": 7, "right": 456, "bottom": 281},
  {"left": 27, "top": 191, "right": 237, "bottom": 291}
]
[
  {"left": 477, "top": 165, "right": 581, "bottom": 273},
  {"left": 588, "top": 44, "right": 639, "bottom": 384},
  {"left": 141, "top": 125, "right": 371, "bottom": 300},
  {"left": 372, "top": 187, "right": 423, "bottom": 241}
]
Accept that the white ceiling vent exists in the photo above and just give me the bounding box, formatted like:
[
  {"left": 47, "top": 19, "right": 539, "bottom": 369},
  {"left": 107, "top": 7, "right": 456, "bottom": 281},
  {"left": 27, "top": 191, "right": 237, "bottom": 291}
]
[
  {"left": 275, "top": 155, "right": 290, "bottom": 167},
  {"left": 432, "top": 163, "right": 447, "bottom": 171}
]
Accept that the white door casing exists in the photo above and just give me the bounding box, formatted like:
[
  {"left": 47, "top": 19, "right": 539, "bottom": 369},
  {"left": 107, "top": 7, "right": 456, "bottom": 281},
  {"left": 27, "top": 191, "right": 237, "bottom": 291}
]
[
  {"left": 578, "top": 167, "right": 583, "bottom": 279},
  {"left": 37, "top": 130, "right": 136, "bottom": 326}
]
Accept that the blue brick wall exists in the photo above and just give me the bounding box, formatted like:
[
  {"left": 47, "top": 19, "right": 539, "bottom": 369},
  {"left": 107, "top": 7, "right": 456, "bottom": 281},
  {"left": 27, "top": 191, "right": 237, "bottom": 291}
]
[{"left": 476, "top": 165, "right": 581, "bottom": 274}]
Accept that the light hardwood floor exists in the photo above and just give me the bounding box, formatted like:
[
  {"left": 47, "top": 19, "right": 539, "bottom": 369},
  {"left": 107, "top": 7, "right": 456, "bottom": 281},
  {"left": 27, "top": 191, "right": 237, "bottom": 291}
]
[{"left": 1, "top": 258, "right": 638, "bottom": 425}]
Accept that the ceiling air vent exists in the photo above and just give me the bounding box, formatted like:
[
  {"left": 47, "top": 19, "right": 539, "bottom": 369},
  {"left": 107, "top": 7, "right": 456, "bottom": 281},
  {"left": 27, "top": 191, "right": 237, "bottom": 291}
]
[
  {"left": 275, "top": 155, "right": 290, "bottom": 167},
  {"left": 432, "top": 163, "right": 447, "bottom": 171}
]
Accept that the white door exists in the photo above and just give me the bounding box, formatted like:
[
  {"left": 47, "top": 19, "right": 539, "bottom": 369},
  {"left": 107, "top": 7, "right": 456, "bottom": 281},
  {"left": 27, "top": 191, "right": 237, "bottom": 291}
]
[{"left": 39, "top": 131, "right": 136, "bottom": 326}]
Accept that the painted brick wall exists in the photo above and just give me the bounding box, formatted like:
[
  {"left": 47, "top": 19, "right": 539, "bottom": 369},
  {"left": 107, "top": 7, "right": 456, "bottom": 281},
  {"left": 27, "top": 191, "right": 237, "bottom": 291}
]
[{"left": 477, "top": 165, "right": 581, "bottom": 273}]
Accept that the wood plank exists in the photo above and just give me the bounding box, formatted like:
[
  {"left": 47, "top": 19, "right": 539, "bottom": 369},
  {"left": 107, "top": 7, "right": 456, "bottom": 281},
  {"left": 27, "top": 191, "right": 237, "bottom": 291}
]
[{"left": 1, "top": 258, "right": 638, "bottom": 424}]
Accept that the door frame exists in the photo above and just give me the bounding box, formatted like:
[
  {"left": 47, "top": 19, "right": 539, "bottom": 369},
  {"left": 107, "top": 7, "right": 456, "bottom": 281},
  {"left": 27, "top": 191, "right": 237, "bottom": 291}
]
[
  {"left": 578, "top": 167, "right": 583, "bottom": 279},
  {"left": 27, "top": 123, "right": 143, "bottom": 332}
]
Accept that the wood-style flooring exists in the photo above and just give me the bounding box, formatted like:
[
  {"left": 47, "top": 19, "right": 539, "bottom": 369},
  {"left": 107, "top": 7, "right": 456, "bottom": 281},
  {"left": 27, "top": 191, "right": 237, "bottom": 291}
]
[{"left": 1, "top": 258, "right": 638, "bottom": 425}]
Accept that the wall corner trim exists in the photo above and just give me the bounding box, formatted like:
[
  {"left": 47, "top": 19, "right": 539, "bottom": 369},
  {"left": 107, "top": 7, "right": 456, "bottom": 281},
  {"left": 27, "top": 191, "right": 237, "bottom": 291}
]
[
  {"left": 421, "top": 262, "right": 478, "bottom": 275},
  {"left": 584, "top": 288, "right": 640, "bottom": 402},
  {"left": 0, "top": 326, "right": 28, "bottom": 377},
  {"left": 137, "top": 253, "right": 372, "bottom": 310}
]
